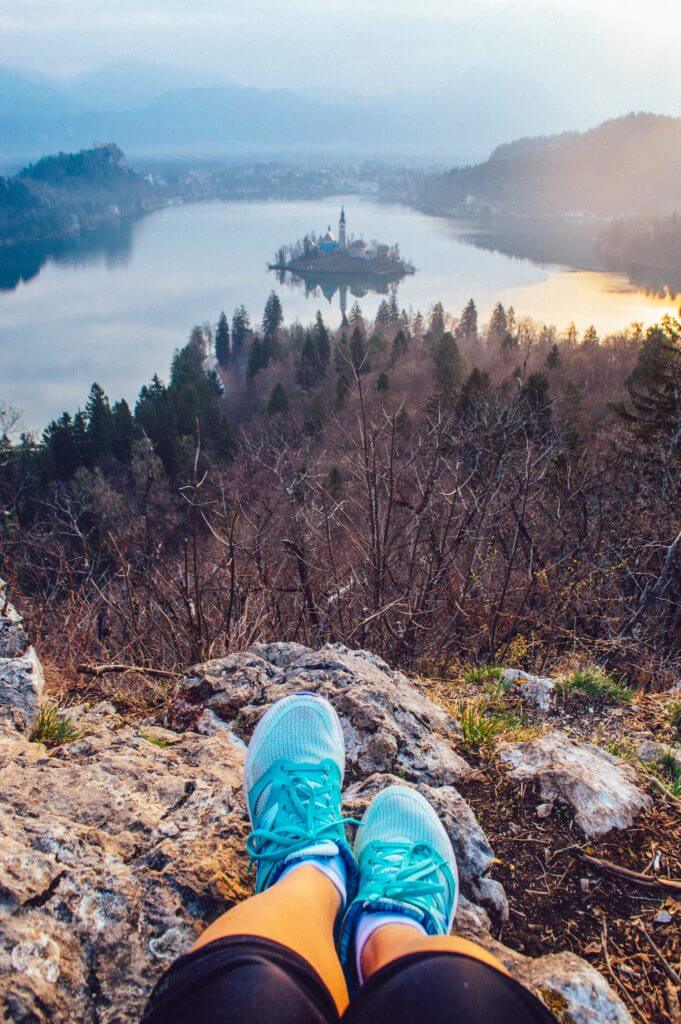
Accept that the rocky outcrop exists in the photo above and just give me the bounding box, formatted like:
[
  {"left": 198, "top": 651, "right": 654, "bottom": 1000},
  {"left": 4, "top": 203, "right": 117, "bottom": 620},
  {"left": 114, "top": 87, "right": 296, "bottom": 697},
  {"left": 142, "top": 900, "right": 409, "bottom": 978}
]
[
  {"left": 0, "top": 642, "right": 632, "bottom": 1023},
  {"left": 0, "top": 579, "right": 43, "bottom": 732},
  {"left": 168, "top": 643, "right": 471, "bottom": 785},
  {"left": 498, "top": 731, "right": 652, "bottom": 837}
]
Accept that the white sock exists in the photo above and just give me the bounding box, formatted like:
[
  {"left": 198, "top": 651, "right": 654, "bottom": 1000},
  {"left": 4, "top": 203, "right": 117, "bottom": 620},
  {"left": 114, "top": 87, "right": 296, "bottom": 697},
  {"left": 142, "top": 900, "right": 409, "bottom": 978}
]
[
  {"left": 355, "top": 912, "right": 426, "bottom": 983},
  {"left": 278, "top": 851, "right": 348, "bottom": 906}
]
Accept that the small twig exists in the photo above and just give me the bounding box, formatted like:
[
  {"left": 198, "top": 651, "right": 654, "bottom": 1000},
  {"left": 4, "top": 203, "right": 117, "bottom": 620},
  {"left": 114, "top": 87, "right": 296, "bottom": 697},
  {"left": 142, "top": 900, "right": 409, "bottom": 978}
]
[
  {"left": 600, "top": 915, "right": 647, "bottom": 1024},
  {"left": 77, "top": 663, "right": 181, "bottom": 680},
  {"left": 578, "top": 852, "right": 681, "bottom": 895},
  {"left": 639, "top": 926, "right": 681, "bottom": 987}
]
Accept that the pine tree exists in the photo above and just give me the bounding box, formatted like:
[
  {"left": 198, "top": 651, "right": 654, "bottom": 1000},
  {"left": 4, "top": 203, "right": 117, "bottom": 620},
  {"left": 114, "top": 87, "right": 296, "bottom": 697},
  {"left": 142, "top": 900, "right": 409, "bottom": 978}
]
[
  {"left": 350, "top": 327, "right": 368, "bottom": 374},
  {"left": 432, "top": 332, "right": 463, "bottom": 406},
  {"left": 267, "top": 382, "right": 289, "bottom": 416},
  {"left": 546, "top": 343, "right": 562, "bottom": 369},
  {"left": 262, "top": 292, "right": 283, "bottom": 339},
  {"left": 215, "top": 311, "right": 230, "bottom": 367},
  {"left": 232, "top": 305, "right": 250, "bottom": 358},
  {"left": 313, "top": 311, "right": 330, "bottom": 375},
  {"left": 612, "top": 320, "right": 681, "bottom": 443},
  {"left": 489, "top": 303, "right": 507, "bottom": 339},
  {"left": 459, "top": 298, "right": 478, "bottom": 338},
  {"left": 457, "top": 368, "right": 491, "bottom": 418},
  {"left": 85, "top": 383, "right": 114, "bottom": 466},
  {"left": 375, "top": 371, "right": 390, "bottom": 392},
  {"left": 428, "top": 302, "right": 445, "bottom": 340},
  {"left": 376, "top": 299, "right": 391, "bottom": 329},
  {"left": 297, "top": 332, "right": 322, "bottom": 389},
  {"left": 247, "top": 336, "right": 264, "bottom": 379},
  {"left": 335, "top": 373, "right": 351, "bottom": 410},
  {"left": 112, "top": 399, "right": 134, "bottom": 463},
  {"left": 388, "top": 289, "right": 399, "bottom": 323},
  {"left": 391, "top": 329, "right": 409, "bottom": 363}
]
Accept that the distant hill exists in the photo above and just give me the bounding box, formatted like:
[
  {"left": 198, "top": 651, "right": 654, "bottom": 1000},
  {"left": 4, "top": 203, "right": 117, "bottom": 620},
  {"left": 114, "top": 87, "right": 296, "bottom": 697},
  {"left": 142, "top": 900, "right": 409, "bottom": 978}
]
[
  {"left": 0, "top": 144, "right": 155, "bottom": 247},
  {"left": 420, "top": 113, "right": 681, "bottom": 216}
]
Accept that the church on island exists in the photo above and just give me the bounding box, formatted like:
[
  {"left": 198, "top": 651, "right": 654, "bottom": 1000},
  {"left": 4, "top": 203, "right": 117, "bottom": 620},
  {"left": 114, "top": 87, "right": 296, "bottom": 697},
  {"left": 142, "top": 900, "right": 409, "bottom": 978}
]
[
  {"left": 271, "top": 207, "right": 413, "bottom": 277},
  {"left": 317, "top": 207, "right": 390, "bottom": 262}
]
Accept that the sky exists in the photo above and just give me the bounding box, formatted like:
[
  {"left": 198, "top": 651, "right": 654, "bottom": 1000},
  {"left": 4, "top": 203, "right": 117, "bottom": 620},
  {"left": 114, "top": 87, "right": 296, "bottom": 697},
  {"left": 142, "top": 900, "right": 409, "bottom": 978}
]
[{"left": 2, "top": 0, "right": 681, "bottom": 116}]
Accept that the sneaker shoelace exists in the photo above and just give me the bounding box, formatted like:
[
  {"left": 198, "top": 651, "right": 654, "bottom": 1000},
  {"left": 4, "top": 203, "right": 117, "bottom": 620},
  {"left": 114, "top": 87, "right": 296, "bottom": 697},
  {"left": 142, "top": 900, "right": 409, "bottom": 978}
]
[
  {"left": 246, "top": 762, "right": 358, "bottom": 867},
  {"left": 361, "top": 841, "right": 448, "bottom": 908}
]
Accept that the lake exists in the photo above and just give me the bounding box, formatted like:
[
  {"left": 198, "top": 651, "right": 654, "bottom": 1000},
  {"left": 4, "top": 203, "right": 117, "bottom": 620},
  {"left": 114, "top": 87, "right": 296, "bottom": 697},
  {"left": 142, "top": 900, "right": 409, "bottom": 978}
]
[{"left": 1, "top": 195, "right": 678, "bottom": 431}]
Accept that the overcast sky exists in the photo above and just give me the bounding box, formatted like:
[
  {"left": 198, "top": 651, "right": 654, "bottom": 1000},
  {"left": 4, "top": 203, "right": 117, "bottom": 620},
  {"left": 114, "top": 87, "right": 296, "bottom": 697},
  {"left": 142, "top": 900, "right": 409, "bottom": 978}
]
[{"left": 3, "top": 0, "right": 681, "bottom": 114}]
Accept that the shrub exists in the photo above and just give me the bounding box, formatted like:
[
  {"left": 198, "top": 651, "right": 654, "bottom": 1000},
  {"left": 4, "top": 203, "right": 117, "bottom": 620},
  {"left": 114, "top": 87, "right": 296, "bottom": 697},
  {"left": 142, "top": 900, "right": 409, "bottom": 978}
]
[{"left": 30, "top": 703, "right": 81, "bottom": 748}]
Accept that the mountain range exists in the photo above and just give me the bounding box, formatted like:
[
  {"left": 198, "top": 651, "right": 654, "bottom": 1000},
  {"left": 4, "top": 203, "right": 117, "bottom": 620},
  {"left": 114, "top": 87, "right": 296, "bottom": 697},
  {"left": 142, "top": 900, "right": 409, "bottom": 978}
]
[{"left": 0, "top": 61, "right": 648, "bottom": 169}]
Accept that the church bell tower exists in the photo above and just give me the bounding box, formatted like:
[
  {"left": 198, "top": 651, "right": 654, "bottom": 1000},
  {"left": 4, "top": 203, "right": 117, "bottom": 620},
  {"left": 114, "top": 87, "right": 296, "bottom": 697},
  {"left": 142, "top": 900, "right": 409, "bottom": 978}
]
[{"left": 339, "top": 206, "right": 347, "bottom": 250}]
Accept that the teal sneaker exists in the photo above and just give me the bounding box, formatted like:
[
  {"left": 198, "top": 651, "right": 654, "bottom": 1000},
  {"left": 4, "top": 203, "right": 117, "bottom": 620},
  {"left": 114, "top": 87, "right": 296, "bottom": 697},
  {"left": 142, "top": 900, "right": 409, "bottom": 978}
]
[
  {"left": 339, "top": 785, "right": 459, "bottom": 987},
  {"left": 244, "top": 693, "right": 358, "bottom": 898}
]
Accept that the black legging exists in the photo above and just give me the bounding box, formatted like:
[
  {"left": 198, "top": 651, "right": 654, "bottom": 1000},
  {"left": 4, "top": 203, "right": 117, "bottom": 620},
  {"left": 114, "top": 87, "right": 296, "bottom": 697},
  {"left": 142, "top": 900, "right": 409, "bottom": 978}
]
[{"left": 142, "top": 935, "right": 558, "bottom": 1024}]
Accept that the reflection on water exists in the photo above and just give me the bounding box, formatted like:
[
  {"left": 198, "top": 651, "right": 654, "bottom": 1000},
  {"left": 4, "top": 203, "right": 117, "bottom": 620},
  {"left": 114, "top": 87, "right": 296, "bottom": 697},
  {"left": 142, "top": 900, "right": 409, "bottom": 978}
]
[
  {"left": 2, "top": 195, "right": 680, "bottom": 431},
  {"left": 273, "top": 267, "right": 399, "bottom": 319},
  {"left": 0, "top": 222, "right": 135, "bottom": 292}
]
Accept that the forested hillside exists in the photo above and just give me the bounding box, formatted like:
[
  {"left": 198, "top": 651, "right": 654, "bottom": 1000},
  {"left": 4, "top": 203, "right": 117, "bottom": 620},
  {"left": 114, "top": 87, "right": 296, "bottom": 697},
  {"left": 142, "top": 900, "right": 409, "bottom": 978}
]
[
  {"left": 420, "top": 113, "right": 681, "bottom": 216},
  {"left": 2, "top": 293, "right": 679, "bottom": 690},
  {"left": 0, "top": 144, "right": 156, "bottom": 246}
]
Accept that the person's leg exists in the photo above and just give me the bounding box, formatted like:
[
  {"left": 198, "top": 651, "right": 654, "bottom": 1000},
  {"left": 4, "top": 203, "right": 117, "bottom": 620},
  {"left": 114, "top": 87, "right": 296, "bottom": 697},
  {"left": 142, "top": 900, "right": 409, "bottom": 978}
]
[
  {"left": 359, "top": 921, "right": 508, "bottom": 978},
  {"left": 190, "top": 863, "right": 349, "bottom": 1010},
  {"left": 143, "top": 693, "right": 358, "bottom": 1022},
  {"left": 338, "top": 785, "right": 557, "bottom": 1023}
]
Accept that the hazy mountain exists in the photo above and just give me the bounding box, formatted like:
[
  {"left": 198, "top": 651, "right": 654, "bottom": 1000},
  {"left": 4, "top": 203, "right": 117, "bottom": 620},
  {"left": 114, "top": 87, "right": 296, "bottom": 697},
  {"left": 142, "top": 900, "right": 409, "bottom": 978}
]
[
  {"left": 420, "top": 113, "right": 681, "bottom": 216},
  {"left": 64, "top": 61, "right": 231, "bottom": 112}
]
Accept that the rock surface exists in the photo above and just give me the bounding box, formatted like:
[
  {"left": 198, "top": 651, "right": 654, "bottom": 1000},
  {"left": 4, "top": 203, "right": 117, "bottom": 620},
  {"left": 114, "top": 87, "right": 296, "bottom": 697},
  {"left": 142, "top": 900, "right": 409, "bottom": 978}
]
[
  {"left": 498, "top": 731, "right": 652, "bottom": 837},
  {"left": 501, "top": 668, "right": 556, "bottom": 711},
  {"left": 0, "top": 643, "right": 632, "bottom": 1023},
  {"left": 0, "top": 579, "right": 43, "bottom": 731}
]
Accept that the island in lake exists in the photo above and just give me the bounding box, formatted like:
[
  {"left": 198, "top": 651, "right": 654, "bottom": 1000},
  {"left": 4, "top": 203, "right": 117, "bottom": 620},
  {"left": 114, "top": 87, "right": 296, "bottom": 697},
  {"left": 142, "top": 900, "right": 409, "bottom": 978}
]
[{"left": 269, "top": 206, "right": 415, "bottom": 316}]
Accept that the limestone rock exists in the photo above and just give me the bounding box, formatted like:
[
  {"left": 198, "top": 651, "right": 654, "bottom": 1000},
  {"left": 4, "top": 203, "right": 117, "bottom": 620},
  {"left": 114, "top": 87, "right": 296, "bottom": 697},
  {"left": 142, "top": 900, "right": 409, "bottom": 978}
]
[
  {"left": 513, "top": 951, "right": 632, "bottom": 1023},
  {"left": 0, "top": 646, "right": 44, "bottom": 733},
  {"left": 501, "top": 668, "right": 555, "bottom": 710},
  {"left": 168, "top": 642, "right": 470, "bottom": 785},
  {"left": 498, "top": 731, "right": 652, "bottom": 837}
]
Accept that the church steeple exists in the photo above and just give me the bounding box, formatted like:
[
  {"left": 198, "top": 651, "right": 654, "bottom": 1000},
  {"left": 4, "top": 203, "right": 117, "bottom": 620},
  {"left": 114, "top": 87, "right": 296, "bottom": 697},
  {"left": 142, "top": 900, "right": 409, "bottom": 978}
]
[{"left": 339, "top": 206, "right": 347, "bottom": 250}]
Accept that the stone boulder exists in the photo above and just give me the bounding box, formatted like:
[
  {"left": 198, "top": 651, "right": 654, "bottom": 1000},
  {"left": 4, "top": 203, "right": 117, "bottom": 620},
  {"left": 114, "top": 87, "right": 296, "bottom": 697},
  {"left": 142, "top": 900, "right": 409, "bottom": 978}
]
[
  {"left": 500, "top": 668, "right": 556, "bottom": 711},
  {"left": 167, "top": 643, "right": 471, "bottom": 785},
  {"left": 498, "top": 731, "right": 652, "bottom": 837}
]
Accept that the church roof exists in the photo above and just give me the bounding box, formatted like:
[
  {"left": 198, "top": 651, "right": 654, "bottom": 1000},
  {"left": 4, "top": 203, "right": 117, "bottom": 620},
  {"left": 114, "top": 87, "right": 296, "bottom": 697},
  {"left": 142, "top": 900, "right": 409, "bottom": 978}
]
[{"left": 323, "top": 227, "right": 335, "bottom": 241}]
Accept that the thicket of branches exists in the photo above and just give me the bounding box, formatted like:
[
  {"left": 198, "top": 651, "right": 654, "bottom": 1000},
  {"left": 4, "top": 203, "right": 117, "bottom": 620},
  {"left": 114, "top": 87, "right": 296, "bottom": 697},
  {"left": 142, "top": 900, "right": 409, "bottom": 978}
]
[{"left": 1, "top": 296, "right": 680, "bottom": 690}]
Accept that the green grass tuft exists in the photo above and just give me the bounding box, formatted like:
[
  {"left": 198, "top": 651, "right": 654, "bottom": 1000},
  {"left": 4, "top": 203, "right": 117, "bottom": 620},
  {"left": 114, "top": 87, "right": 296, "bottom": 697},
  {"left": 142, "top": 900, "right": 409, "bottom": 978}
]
[
  {"left": 461, "top": 665, "right": 503, "bottom": 687},
  {"left": 560, "top": 666, "right": 632, "bottom": 705},
  {"left": 141, "top": 732, "right": 172, "bottom": 748},
  {"left": 30, "top": 703, "right": 81, "bottom": 748},
  {"left": 458, "top": 703, "right": 524, "bottom": 756}
]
